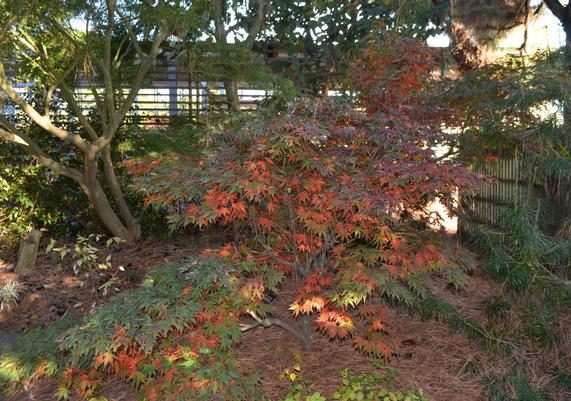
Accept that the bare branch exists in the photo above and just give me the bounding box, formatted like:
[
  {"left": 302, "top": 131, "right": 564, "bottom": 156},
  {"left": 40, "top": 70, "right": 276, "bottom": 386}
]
[
  {"left": 23, "top": 37, "right": 100, "bottom": 142},
  {"left": 108, "top": 28, "right": 169, "bottom": 137},
  {"left": 0, "top": 116, "right": 84, "bottom": 183},
  {"left": 92, "top": 0, "right": 118, "bottom": 131},
  {"left": 44, "top": 85, "right": 55, "bottom": 117},
  {"left": 242, "top": 311, "right": 312, "bottom": 351},
  {"left": 116, "top": 9, "right": 147, "bottom": 59},
  {"left": 0, "top": 62, "right": 89, "bottom": 152},
  {"left": 58, "top": 81, "right": 100, "bottom": 141},
  {"left": 88, "top": 81, "right": 109, "bottom": 132}
]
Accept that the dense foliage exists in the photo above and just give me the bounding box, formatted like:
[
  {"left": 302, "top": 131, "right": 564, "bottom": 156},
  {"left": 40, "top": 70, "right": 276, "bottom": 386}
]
[
  {"left": 1, "top": 257, "right": 275, "bottom": 400},
  {"left": 444, "top": 51, "right": 571, "bottom": 233},
  {"left": 263, "top": 0, "right": 447, "bottom": 94},
  {"left": 0, "top": 91, "right": 88, "bottom": 255},
  {"left": 133, "top": 77, "right": 480, "bottom": 355},
  {"left": 443, "top": 51, "right": 571, "bottom": 342},
  {"left": 348, "top": 35, "right": 438, "bottom": 114},
  {"left": 0, "top": 255, "right": 430, "bottom": 400},
  {"left": 4, "top": 2, "right": 571, "bottom": 400},
  {"left": 0, "top": 0, "right": 198, "bottom": 241}
]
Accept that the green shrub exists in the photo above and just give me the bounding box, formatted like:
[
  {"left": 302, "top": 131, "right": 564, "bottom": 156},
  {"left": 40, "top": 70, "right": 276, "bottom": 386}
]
[
  {"left": 470, "top": 204, "right": 571, "bottom": 346},
  {"left": 484, "top": 369, "right": 551, "bottom": 401},
  {"left": 0, "top": 143, "right": 82, "bottom": 256},
  {"left": 0, "top": 256, "right": 279, "bottom": 400}
]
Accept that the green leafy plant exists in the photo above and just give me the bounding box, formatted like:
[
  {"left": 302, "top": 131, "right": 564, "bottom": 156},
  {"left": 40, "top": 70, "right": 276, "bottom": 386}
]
[
  {"left": 278, "top": 353, "right": 318, "bottom": 401},
  {"left": 1, "top": 256, "right": 276, "bottom": 400},
  {"left": 46, "top": 234, "right": 125, "bottom": 275},
  {"left": 331, "top": 369, "right": 427, "bottom": 401},
  {"left": 0, "top": 141, "right": 78, "bottom": 258},
  {"left": 278, "top": 368, "right": 428, "bottom": 401}
]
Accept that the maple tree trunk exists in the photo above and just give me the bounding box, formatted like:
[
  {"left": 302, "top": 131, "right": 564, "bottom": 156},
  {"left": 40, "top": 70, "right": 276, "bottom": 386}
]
[
  {"left": 242, "top": 314, "right": 313, "bottom": 352},
  {"left": 102, "top": 146, "right": 141, "bottom": 239},
  {"left": 82, "top": 151, "right": 140, "bottom": 242}
]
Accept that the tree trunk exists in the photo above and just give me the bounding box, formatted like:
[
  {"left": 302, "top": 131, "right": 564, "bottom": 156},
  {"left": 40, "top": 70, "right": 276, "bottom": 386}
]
[
  {"left": 223, "top": 80, "right": 241, "bottom": 112},
  {"left": 299, "top": 314, "right": 313, "bottom": 352},
  {"left": 102, "top": 146, "right": 141, "bottom": 239},
  {"left": 82, "top": 151, "right": 139, "bottom": 242}
]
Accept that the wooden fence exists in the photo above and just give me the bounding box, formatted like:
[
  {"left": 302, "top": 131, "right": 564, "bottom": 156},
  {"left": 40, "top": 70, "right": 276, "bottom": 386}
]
[
  {"left": 4, "top": 65, "right": 272, "bottom": 129},
  {"left": 458, "top": 157, "right": 540, "bottom": 236}
]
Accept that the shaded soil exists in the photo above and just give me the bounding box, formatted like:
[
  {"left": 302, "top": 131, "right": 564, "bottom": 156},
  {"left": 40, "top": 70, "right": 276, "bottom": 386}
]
[
  {"left": 1, "top": 238, "right": 569, "bottom": 401},
  {"left": 0, "top": 232, "right": 227, "bottom": 333}
]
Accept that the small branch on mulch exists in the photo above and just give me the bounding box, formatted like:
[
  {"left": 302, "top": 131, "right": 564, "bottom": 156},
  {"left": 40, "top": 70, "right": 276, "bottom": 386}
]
[{"left": 241, "top": 310, "right": 312, "bottom": 352}]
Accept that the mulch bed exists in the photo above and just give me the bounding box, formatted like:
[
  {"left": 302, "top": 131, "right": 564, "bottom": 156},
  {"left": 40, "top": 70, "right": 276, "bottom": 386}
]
[
  {"left": 234, "top": 274, "right": 490, "bottom": 401},
  {"left": 0, "top": 232, "right": 225, "bottom": 333},
  {"left": 1, "top": 236, "right": 569, "bottom": 401}
]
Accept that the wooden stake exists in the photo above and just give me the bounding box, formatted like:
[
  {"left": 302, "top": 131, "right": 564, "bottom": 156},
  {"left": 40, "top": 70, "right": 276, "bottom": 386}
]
[{"left": 15, "top": 229, "right": 42, "bottom": 274}]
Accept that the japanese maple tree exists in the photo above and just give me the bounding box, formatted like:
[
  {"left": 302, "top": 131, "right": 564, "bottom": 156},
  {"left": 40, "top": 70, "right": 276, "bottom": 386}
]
[{"left": 132, "top": 37, "right": 480, "bottom": 356}]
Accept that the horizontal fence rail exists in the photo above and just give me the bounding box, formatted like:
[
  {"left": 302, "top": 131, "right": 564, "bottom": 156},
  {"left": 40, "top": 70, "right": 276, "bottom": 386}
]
[{"left": 2, "top": 65, "right": 272, "bottom": 129}]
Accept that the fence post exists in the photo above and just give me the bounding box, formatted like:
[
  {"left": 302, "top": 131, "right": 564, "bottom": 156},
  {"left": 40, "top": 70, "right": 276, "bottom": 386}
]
[
  {"left": 15, "top": 229, "right": 42, "bottom": 274},
  {"left": 168, "top": 64, "right": 178, "bottom": 122}
]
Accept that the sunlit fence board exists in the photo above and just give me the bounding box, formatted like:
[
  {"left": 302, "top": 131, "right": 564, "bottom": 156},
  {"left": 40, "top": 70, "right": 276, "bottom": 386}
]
[
  {"left": 459, "top": 158, "right": 537, "bottom": 236},
  {"left": 2, "top": 65, "right": 271, "bottom": 129}
]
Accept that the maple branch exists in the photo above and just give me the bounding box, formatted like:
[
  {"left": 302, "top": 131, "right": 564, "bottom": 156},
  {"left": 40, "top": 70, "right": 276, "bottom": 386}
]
[
  {"left": 254, "top": 239, "right": 306, "bottom": 277},
  {"left": 0, "top": 117, "right": 84, "bottom": 184},
  {"left": 0, "top": 62, "right": 89, "bottom": 152},
  {"left": 241, "top": 311, "right": 312, "bottom": 351}
]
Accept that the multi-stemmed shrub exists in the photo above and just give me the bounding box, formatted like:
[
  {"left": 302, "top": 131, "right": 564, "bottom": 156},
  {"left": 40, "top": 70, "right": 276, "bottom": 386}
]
[{"left": 133, "top": 90, "right": 479, "bottom": 356}]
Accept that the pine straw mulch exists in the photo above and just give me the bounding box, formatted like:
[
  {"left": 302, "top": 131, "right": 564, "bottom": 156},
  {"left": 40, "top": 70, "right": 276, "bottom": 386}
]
[
  {"left": 1, "top": 240, "right": 569, "bottom": 401},
  {"left": 234, "top": 269, "right": 570, "bottom": 401},
  {"left": 0, "top": 231, "right": 228, "bottom": 333},
  {"left": 235, "top": 273, "right": 491, "bottom": 401}
]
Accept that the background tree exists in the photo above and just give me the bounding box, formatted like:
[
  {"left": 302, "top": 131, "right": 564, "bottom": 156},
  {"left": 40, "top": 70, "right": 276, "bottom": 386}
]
[
  {"left": 448, "top": 0, "right": 571, "bottom": 70},
  {"left": 262, "top": 0, "right": 448, "bottom": 95},
  {"left": 0, "top": 0, "right": 189, "bottom": 241},
  {"left": 177, "top": 0, "right": 271, "bottom": 112},
  {"left": 543, "top": 0, "right": 571, "bottom": 47}
]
